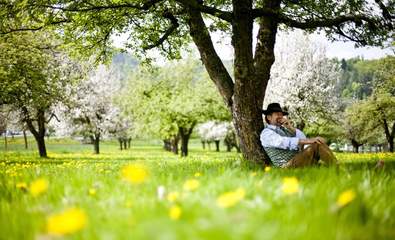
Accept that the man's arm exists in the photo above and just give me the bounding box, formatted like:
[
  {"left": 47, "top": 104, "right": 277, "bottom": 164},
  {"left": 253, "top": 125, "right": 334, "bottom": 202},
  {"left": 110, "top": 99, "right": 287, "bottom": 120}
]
[
  {"left": 280, "top": 117, "right": 326, "bottom": 146},
  {"left": 299, "top": 137, "right": 326, "bottom": 145},
  {"left": 260, "top": 128, "right": 300, "bottom": 151}
]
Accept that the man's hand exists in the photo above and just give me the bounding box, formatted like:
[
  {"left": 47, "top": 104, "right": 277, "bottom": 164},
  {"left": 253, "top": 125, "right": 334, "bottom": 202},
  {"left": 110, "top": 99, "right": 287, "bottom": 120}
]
[{"left": 279, "top": 117, "right": 296, "bottom": 133}]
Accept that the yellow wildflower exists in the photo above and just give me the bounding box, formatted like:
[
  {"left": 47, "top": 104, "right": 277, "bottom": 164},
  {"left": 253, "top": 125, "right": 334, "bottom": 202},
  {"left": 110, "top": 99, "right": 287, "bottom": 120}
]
[
  {"left": 183, "top": 179, "right": 200, "bottom": 191},
  {"left": 30, "top": 178, "right": 48, "bottom": 197},
  {"left": 169, "top": 205, "right": 182, "bottom": 220},
  {"left": 216, "top": 188, "right": 246, "bottom": 208},
  {"left": 47, "top": 207, "right": 87, "bottom": 236},
  {"left": 125, "top": 200, "right": 133, "bottom": 208},
  {"left": 336, "top": 189, "right": 356, "bottom": 207},
  {"left": 264, "top": 166, "right": 271, "bottom": 172},
  {"left": 88, "top": 188, "right": 96, "bottom": 196},
  {"left": 121, "top": 164, "right": 149, "bottom": 184},
  {"left": 16, "top": 182, "right": 28, "bottom": 191},
  {"left": 281, "top": 177, "right": 299, "bottom": 195},
  {"left": 167, "top": 191, "right": 180, "bottom": 202},
  {"left": 194, "top": 172, "right": 202, "bottom": 177}
]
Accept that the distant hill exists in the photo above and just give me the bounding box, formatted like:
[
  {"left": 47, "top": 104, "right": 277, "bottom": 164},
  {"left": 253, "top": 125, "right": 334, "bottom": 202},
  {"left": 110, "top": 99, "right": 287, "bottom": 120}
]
[{"left": 111, "top": 52, "right": 139, "bottom": 86}]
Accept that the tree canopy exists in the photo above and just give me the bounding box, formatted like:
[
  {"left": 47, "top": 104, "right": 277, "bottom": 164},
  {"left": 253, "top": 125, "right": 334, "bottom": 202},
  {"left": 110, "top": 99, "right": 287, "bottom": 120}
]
[{"left": 0, "top": 31, "right": 81, "bottom": 157}]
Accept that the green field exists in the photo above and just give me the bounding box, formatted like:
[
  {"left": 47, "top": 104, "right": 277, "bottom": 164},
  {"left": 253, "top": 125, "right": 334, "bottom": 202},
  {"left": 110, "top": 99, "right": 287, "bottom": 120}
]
[{"left": 1, "top": 137, "right": 395, "bottom": 240}]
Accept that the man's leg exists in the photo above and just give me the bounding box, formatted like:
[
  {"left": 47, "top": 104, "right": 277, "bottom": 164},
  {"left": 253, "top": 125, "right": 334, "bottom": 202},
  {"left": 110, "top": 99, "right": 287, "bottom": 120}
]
[
  {"left": 317, "top": 143, "right": 337, "bottom": 165},
  {"left": 283, "top": 144, "right": 319, "bottom": 168}
]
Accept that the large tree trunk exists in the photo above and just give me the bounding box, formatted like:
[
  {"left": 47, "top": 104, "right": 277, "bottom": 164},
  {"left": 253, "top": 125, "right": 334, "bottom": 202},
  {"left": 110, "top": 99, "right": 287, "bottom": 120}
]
[
  {"left": 186, "top": 1, "right": 280, "bottom": 166},
  {"left": 23, "top": 108, "right": 47, "bottom": 157},
  {"left": 230, "top": 0, "right": 279, "bottom": 165}
]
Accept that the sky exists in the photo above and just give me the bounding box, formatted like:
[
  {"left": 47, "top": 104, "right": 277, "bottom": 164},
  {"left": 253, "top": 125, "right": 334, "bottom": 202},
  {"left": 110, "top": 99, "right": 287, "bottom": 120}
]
[{"left": 112, "top": 29, "right": 394, "bottom": 62}]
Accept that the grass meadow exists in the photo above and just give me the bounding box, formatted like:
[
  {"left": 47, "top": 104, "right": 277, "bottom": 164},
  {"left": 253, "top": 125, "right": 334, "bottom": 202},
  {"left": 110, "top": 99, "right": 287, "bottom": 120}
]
[{"left": 1, "top": 137, "right": 395, "bottom": 240}]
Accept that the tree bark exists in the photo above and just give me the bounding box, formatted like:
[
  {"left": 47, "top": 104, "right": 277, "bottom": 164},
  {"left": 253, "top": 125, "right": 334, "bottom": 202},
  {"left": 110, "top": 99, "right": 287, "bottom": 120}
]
[
  {"left": 214, "top": 140, "right": 220, "bottom": 152},
  {"left": 171, "top": 135, "right": 179, "bottom": 155},
  {"left": 3, "top": 132, "right": 7, "bottom": 151},
  {"left": 23, "top": 108, "right": 47, "bottom": 157},
  {"left": 35, "top": 134, "right": 47, "bottom": 157},
  {"left": 92, "top": 133, "right": 100, "bottom": 154},
  {"left": 23, "top": 129, "right": 28, "bottom": 149},
  {"left": 382, "top": 119, "right": 394, "bottom": 152},
  {"left": 179, "top": 125, "right": 195, "bottom": 157},
  {"left": 163, "top": 139, "right": 172, "bottom": 151},
  {"left": 119, "top": 138, "right": 123, "bottom": 150}
]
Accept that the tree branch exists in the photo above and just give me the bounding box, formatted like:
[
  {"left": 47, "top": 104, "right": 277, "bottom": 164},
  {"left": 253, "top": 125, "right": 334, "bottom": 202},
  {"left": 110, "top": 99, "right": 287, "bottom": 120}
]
[
  {"left": 185, "top": 7, "right": 234, "bottom": 108},
  {"left": 335, "top": 26, "right": 367, "bottom": 45},
  {"left": 176, "top": 0, "right": 232, "bottom": 22},
  {"left": 278, "top": 14, "right": 378, "bottom": 29},
  {"left": 0, "top": 20, "right": 70, "bottom": 34},
  {"left": 46, "top": 113, "right": 60, "bottom": 124},
  {"left": 143, "top": 11, "right": 179, "bottom": 50},
  {"left": 253, "top": 1, "right": 281, "bottom": 104},
  {"left": 40, "top": 0, "right": 164, "bottom": 12},
  {"left": 251, "top": 8, "right": 279, "bottom": 19},
  {"left": 374, "top": 0, "right": 394, "bottom": 21}
]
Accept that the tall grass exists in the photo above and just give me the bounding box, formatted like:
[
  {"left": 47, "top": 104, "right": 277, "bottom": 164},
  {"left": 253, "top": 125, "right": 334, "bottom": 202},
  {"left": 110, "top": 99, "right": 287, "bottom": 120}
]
[{"left": 1, "top": 137, "right": 394, "bottom": 240}]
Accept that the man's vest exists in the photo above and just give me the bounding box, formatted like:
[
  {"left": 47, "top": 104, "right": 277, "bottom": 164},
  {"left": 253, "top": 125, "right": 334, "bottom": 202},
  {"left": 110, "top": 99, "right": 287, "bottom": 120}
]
[{"left": 263, "top": 127, "right": 299, "bottom": 167}]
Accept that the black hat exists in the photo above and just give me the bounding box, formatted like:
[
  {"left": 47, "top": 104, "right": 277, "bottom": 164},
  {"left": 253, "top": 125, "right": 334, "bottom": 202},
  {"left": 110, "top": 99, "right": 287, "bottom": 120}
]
[{"left": 262, "top": 103, "right": 288, "bottom": 115}]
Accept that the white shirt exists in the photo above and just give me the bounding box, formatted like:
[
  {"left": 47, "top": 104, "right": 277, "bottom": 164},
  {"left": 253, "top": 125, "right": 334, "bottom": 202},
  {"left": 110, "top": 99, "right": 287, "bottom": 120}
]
[{"left": 260, "top": 124, "right": 306, "bottom": 151}]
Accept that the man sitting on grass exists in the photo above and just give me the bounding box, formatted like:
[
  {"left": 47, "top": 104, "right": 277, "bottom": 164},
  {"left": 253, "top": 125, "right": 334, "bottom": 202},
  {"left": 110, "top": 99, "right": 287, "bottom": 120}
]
[{"left": 260, "top": 103, "right": 337, "bottom": 168}]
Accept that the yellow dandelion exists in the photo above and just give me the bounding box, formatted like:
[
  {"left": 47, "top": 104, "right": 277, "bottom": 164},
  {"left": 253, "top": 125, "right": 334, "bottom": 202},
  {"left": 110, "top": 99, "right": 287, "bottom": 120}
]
[
  {"left": 264, "top": 166, "right": 271, "bottom": 172},
  {"left": 169, "top": 205, "right": 182, "bottom": 220},
  {"left": 121, "top": 164, "right": 149, "bottom": 184},
  {"left": 47, "top": 207, "right": 87, "bottom": 236},
  {"left": 30, "top": 178, "right": 48, "bottom": 197},
  {"left": 183, "top": 179, "right": 200, "bottom": 191},
  {"left": 281, "top": 177, "right": 299, "bottom": 195},
  {"left": 88, "top": 188, "right": 96, "bottom": 196},
  {"left": 16, "top": 182, "right": 28, "bottom": 191},
  {"left": 125, "top": 200, "right": 133, "bottom": 208},
  {"left": 216, "top": 188, "right": 246, "bottom": 208},
  {"left": 336, "top": 189, "right": 356, "bottom": 207},
  {"left": 194, "top": 172, "right": 202, "bottom": 177},
  {"left": 167, "top": 191, "right": 180, "bottom": 202}
]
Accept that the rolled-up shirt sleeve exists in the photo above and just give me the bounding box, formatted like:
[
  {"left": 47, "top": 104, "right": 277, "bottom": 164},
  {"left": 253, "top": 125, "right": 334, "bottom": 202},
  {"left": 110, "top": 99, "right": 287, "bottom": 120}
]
[
  {"left": 260, "top": 128, "right": 304, "bottom": 151},
  {"left": 295, "top": 129, "right": 306, "bottom": 140}
]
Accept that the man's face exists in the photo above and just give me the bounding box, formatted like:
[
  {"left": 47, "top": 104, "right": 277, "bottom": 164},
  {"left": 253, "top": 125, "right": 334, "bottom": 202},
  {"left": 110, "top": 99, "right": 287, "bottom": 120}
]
[{"left": 267, "top": 112, "right": 284, "bottom": 126}]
